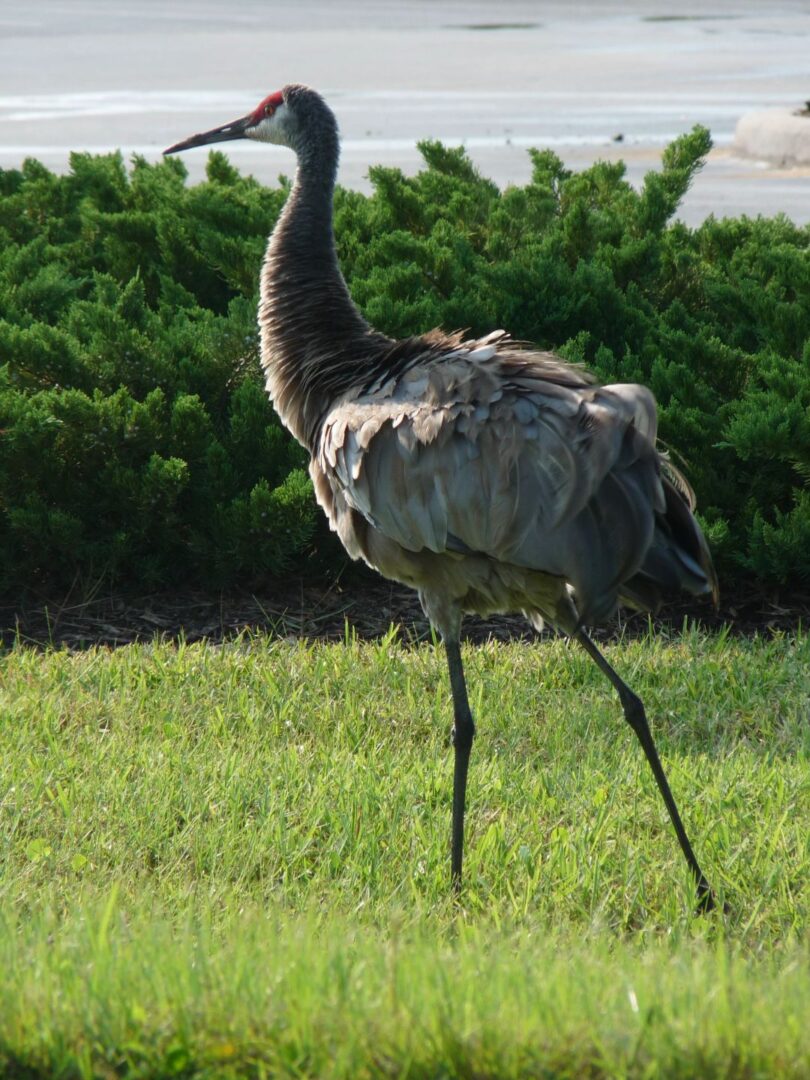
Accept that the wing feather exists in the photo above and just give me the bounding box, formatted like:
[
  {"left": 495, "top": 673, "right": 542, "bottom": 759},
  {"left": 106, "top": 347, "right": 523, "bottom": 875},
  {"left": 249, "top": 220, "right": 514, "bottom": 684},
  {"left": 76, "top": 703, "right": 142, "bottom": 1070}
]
[{"left": 315, "top": 341, "right": 665, "bottom": 615}]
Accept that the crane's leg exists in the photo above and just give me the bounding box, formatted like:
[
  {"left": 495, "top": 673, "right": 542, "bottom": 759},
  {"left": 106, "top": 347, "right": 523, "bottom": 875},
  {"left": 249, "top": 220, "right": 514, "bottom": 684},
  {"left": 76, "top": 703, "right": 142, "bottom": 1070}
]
[
  {"left": 445, "top": 638, "right": 475, "bottom": 893},
  {"left": 576, "top": 630, "right": 717, "bottom": 913}
]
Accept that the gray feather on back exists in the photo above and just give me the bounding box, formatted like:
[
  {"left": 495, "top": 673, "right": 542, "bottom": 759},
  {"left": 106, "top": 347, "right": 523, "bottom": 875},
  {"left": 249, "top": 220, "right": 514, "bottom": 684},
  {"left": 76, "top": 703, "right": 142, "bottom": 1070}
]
[{"left": 313, "top": 331, "right": 712, "bottom": 626}]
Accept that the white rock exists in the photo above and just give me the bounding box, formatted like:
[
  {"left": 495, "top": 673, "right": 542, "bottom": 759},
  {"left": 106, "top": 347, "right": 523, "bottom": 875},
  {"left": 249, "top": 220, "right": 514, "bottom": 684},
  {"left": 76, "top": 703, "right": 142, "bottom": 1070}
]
[{"left": 733, "top": 107, "right": 810, "bottom": 166}]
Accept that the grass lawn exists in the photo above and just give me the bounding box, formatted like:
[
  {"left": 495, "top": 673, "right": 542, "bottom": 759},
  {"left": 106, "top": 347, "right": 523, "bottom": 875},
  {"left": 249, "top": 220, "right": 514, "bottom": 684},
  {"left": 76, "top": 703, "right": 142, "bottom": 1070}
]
[{"left": 0, "top": 627, "right": 808, "bottom": 1077}]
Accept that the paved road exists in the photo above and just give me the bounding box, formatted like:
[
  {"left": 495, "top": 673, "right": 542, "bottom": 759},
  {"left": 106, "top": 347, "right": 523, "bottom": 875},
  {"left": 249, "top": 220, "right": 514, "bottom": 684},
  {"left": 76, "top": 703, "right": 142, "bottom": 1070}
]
[{"left": 1, "top": 0, "right": 808, "bottom": 224}]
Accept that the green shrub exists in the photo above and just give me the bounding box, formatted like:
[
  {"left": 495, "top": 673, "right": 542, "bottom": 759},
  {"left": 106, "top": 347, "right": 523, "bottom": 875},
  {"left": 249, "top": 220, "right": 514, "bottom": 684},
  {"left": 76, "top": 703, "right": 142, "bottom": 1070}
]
[
  {"left": 0, "top": 152, "right": 315, "bottom": 592},
  {"left": 345, "top": 130, "right": 810, "bottom": 587},
  {"left": 0, "top": 131, "right": 808, "bottom": 595}
]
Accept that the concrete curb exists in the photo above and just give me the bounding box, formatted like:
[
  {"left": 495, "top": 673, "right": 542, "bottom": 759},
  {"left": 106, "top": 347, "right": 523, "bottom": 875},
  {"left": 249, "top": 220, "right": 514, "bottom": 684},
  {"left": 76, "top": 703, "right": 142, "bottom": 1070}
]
[{"left": 733, "top": 106, "right": 810, "bottom": 166}]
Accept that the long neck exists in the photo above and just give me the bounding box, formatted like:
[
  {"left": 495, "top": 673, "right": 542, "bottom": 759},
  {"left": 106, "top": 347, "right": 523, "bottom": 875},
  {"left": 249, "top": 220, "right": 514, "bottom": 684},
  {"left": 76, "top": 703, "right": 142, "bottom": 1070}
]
[{"left": 258, "top": 128, "right": 383, "bottom": 448}]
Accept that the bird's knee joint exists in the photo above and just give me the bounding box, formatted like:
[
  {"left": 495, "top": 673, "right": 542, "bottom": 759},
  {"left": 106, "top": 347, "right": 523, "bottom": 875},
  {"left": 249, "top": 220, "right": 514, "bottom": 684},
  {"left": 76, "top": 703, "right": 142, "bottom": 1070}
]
[
  {"left": 452, "top": 713, "right": 475, "bottom": 749},
  {"left": 620, "top": 690, "right": 646, "bottom": 732}
]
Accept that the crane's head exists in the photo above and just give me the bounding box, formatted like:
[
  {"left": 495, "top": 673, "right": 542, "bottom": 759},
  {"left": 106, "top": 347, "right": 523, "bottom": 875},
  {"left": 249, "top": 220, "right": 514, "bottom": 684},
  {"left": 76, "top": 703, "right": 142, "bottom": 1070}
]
[{"left": 164, "top": 87, "right": 299, "bottom": 156}]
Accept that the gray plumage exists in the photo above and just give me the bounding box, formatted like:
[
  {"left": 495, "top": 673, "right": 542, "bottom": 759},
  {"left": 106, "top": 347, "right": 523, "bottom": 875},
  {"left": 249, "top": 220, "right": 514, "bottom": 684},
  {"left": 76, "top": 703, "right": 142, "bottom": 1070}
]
[
  {"left": 251, "top": 87, "right": 716, "bottom": 640},
  {"left": 165, "top": 84, "right": 721, "bottom": 911}
]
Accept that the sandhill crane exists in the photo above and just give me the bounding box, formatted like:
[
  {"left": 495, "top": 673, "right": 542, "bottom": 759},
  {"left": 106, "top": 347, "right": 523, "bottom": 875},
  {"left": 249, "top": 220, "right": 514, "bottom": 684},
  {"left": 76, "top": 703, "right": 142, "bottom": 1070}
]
[{"left": 166, "top": 84, "right": 720, "bottom": 911}]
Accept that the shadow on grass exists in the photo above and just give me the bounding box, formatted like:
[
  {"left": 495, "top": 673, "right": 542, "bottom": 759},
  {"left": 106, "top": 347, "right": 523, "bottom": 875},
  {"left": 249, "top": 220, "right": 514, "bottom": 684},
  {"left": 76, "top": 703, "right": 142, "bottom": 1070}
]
[{"left": 1, "top": 565, "right": 804, "bottom": 652}]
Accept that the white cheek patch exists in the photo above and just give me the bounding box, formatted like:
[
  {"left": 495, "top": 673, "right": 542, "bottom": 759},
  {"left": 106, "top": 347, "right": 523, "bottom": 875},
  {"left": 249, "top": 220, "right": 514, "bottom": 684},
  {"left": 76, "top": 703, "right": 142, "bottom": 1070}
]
[{"left": 249, "top": 104, "right": 290, "bottom": 145}]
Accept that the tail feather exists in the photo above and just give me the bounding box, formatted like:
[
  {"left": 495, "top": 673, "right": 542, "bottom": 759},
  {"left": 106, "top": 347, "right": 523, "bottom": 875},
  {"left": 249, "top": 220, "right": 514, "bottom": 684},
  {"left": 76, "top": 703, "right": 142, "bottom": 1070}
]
[{"left": 621, "top": 462, "right": 718, "bottom": 612}]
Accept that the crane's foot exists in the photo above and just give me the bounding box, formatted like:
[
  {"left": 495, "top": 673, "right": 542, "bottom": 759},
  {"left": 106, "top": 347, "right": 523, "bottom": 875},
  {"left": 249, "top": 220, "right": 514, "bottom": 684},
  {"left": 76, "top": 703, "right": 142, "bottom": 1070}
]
[
  {"left": 695, "top": 880, "right": 716, "bottom": 915},
  {"left": 451, "top": 862, "right": 463, "bottom": 897},
  {"left": 694, "top": 877, "right": 729, "bottom": 916}
]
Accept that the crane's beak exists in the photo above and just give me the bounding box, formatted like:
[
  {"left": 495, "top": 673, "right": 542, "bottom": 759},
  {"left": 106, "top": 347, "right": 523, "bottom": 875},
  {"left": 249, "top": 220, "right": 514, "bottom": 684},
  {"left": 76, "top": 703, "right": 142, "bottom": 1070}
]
[{"left": 163, "top": 113, "right": 254, "bottom": 155}]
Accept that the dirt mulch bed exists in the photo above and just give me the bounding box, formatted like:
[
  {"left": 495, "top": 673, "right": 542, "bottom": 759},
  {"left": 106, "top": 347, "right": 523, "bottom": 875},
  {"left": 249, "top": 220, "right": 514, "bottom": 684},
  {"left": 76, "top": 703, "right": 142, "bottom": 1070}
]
[{"left": 1, "top": 569, "right": 806, "bottom": 651}]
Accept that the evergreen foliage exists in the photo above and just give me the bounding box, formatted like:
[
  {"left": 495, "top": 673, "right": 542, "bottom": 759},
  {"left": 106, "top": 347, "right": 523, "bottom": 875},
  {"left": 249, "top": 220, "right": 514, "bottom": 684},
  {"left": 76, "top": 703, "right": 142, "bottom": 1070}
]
[
  {"left": 0, "top": 152, "right": 314, "bottom": 591},
  {"left": 1, "top": 130, "right": 808, "bottom": 595}
]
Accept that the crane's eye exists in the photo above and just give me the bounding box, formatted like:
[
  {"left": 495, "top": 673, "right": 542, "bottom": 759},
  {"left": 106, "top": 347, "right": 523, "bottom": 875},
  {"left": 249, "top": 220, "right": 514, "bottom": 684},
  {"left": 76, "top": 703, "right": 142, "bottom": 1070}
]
[{"left": 251, "top": 91, "right": 283, "bottom": 125}]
